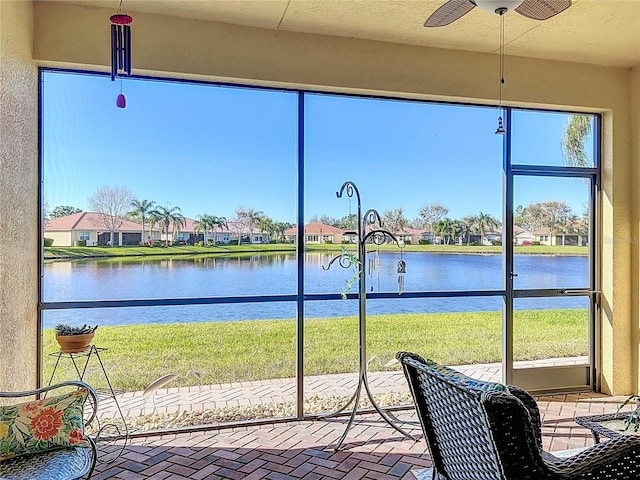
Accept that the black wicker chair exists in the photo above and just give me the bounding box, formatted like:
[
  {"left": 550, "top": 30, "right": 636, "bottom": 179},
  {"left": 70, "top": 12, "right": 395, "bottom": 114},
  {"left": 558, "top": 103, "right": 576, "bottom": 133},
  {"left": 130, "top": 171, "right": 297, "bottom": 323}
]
[
  {"left": 0, "top": 380, "right": 98, "bottom": 480},
  {"left": 397, "top": 351, "right": 640, "bottom": 480}
]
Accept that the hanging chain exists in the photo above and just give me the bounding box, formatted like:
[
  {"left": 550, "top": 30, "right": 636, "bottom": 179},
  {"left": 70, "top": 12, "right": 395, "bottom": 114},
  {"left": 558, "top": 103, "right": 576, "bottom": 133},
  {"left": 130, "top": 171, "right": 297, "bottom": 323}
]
[
  {"left": 116, "top": 0, "right": 128, "bottom": 15},
  {"left": 499, "top": 10, "right": 505, "bottom": 109}
]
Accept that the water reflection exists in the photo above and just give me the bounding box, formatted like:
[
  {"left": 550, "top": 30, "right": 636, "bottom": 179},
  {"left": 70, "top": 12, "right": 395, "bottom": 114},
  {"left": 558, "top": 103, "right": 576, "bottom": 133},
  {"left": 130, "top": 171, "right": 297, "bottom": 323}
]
[{"left": 43, "top": 252, "right": 589, "bottom": 327}]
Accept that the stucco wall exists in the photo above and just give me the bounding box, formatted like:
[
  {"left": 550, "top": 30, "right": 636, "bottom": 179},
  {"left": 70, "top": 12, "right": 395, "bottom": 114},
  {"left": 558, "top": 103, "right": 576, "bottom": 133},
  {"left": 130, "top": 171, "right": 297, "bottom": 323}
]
[
  {"left": 631, "top": 66, "right": 640, "bottom": 393},
  {"left": 0, "top": 1, "right": 38, "bottom": 391},
  {"left": 25, "top": 1, "right": 637, "bottom": 393},
  {"left": 45, "top": 231, "right": 72, "bottom": 247}
]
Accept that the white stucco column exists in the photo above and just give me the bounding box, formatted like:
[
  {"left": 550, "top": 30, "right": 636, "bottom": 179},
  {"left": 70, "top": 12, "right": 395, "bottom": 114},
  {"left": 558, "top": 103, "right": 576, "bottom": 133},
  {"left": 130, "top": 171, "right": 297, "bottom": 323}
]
[
  {"left": 0, "top": 1, "right": 39, "bottom": 391},
  {"left": 631, "top": 67, "right": 640, "bottom": 394}
]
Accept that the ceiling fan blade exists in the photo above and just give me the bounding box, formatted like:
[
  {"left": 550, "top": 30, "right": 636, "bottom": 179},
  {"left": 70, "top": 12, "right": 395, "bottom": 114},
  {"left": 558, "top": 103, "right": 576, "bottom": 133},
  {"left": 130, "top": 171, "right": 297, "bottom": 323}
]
[
  {"left": 515, "top": 0, "right": 572, "bottom": 20},
  {"left": 424, "top": 0, "right": 476, "bottom": 27}
]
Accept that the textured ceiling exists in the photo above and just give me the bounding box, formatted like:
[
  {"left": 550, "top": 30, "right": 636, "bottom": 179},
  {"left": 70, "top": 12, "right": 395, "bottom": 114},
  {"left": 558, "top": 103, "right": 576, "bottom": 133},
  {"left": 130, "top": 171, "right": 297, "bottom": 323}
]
[{"left": 50, "top": 0, "right": 640, "bottom": 68}]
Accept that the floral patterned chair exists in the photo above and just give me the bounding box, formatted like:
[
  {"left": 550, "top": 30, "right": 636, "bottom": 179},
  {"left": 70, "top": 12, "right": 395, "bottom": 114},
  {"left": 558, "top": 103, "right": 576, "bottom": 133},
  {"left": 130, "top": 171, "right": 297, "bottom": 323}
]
[{"left": 0, "top": 380, "right": 98, "bottom": 480}]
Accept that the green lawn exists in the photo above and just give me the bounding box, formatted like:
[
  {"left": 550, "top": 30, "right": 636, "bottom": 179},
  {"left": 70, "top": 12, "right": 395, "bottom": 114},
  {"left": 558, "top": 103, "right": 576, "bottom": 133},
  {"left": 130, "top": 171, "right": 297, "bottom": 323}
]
[
  {"left": 44, "top": 243, "right": 587, "bottom": 259},
  {"left": 44, "top": 243, "right": 295, "bottom": 259},
  {"left": 43, "top": 309, "right": 587, "bottom": 392}
]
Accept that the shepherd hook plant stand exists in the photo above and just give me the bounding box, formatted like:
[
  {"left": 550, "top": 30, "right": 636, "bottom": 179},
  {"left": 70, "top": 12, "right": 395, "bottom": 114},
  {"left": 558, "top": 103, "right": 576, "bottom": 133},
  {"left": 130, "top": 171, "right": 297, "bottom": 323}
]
[{"left": 321, "top": 181, "right": 415, "bottom": 451}]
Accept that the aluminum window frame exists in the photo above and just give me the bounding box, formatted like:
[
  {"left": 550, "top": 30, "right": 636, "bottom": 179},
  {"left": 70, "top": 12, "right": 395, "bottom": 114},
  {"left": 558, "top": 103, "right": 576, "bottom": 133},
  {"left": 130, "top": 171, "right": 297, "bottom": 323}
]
[{"left": 38, "top": 68, "right": 602, "bottom": 423}]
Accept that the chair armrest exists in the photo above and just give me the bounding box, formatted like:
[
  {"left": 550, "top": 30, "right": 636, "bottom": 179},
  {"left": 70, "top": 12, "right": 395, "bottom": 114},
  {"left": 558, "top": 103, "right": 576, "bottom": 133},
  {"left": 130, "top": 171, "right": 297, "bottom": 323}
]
[
  {"left": 396, "top": 351, "right": 428, "bottom": 364},
  {"left": 508, "top": 385, "right": 543, "bottom": 449},
  {"left": 0, "top": 380, "right": 94, "bottom": 399},
  {"left": 546, "top": 435, "right": 640, "bottom": 477}
]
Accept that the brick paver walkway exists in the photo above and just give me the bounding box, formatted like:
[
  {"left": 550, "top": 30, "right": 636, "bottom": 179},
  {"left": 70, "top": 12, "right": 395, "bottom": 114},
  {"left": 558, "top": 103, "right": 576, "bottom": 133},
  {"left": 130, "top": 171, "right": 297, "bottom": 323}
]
[
  {"left": 88, "top": 357, "right": 630, "bottom": 479},
  {"left": 91, "top": 390, "right": 627, "bottom": 480},
  {"left": 100, "top": 357, "right": 587, "bottom": 420}
]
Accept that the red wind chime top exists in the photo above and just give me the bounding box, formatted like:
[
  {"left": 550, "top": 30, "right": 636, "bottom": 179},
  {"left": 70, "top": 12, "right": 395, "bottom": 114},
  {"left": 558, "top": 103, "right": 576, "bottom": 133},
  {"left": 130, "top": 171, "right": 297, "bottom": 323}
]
[{"left": 110, "top": 0, "right": 132, "bottom": 107}]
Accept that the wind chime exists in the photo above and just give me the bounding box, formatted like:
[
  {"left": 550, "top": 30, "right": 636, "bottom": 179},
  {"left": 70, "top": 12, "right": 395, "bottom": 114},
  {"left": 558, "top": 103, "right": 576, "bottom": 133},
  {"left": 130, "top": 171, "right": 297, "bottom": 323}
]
[
  {"left": 397, "top": 245, "right": 406, "bottom": 294},
  {"left": 368, "top": 245, "right": 381, "bottom": 292},
  {"left": 110, "top": 0, "right": 132, "bottom": 108}
]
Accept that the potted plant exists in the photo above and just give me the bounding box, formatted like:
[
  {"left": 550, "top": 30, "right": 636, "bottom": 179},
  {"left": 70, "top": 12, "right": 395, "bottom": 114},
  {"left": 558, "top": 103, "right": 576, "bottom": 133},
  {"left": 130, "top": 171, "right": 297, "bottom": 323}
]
[
  {"left": 617, "top": 395, "right": 640, "bottom": 431},
  {"left": 54, "top": 323, "right": 98, "bottom": 353}
]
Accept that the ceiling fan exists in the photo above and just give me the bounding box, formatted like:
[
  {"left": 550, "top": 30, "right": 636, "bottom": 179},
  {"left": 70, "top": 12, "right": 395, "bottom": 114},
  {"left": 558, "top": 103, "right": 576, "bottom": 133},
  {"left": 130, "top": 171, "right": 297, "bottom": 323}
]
[{"left": 424, "top": 0, "right": 572, "bottom": 27}]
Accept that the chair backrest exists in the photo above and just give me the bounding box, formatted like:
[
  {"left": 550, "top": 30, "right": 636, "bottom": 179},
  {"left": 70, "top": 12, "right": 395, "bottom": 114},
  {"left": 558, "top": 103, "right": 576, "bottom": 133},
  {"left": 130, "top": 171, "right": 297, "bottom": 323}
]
[
  {"left": 398, "top": 352, "right": 544, "bottom": 480},
  {"left": 0, "top": 381, "right": 99, "bottom": 480}
]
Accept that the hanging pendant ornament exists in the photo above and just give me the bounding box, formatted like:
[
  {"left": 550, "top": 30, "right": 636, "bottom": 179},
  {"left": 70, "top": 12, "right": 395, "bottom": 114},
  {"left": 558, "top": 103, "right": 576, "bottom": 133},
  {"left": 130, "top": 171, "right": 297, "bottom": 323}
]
[
  {"left": 496, "top": 115, "right": 505, "bottom": 135},
  {"left": 110, "top": 0, "right": 132, "bottom": 108},
  {"left": 116, "top": 79, "right": 126, "bottom": 108}
]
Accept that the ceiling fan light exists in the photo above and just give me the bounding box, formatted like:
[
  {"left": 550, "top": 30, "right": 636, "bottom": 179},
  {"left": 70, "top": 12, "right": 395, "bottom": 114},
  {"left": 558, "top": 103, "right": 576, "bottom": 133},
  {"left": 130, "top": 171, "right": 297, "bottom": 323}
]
[{"left": 474, "top": 0, "right": 525, "bottom": 15}]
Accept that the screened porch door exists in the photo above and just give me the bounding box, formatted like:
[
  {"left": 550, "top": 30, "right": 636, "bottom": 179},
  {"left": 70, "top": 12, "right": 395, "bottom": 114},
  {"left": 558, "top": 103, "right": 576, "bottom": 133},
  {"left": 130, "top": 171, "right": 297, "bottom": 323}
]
[{"left": 503, "top": 171, "right": 597, "bottom": 393}]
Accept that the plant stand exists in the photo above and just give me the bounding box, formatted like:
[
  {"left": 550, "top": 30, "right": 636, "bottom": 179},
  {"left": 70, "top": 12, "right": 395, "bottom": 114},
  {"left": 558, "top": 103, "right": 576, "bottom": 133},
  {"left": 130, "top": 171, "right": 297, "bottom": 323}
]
[
  {"left": 321, "top": 181, "right": 416, "bottom": 451},
  {"left": 47, "top": 345, "right": 129, "bottom": 461}
]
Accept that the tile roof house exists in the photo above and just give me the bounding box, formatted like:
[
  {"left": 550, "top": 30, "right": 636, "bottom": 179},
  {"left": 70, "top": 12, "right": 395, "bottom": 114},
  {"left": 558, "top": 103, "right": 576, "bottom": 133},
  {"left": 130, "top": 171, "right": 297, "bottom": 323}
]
[
  {"left": 514, "top": 226, "right": 536, "bottom": 246},
  {"left": 284, "top": 222, "right": 347, "bottom": 244},
  {"left": 395, "top": 227, "right": 431, "bottom": 245},
  {"left": 45, "top": 214, "right": 271, "bottom": 247},
  {"left": 175, "top": 219, "right": 270, "bottom": 245},
  {"left": 533, "top": 228, "right": 587, "bottom": 247},
  {"left": 45, "top": 212, "right": 145, "bottom": 246}
]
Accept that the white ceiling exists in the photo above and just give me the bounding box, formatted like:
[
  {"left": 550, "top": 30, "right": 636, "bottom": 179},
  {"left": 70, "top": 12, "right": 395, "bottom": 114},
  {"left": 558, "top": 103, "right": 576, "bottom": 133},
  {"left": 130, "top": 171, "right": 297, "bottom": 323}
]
[{"left": 54, "top": 0, "right": 640, "bottom": 68}]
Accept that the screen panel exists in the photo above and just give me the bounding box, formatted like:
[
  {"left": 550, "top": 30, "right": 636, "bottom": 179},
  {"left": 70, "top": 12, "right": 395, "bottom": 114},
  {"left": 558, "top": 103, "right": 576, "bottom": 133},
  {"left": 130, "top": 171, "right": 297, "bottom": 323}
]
[
  {"left": 42, "top": 71, "right": 298, "bottom": 302},
  {"left": 43, "top": 302, "right": 297, "bottom": 432},
  {"left": 511, "top": 110, "right": 596, "bottom": 168},
  {"left": 304, "top": 93, "right": 504, "bottom": 293}
]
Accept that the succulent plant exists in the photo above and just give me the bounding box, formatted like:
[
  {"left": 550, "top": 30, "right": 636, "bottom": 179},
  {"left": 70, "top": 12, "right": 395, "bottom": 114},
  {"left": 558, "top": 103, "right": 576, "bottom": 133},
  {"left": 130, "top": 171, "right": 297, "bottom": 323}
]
[
  {"left": 54, "top": 323, "right": 98, "bottom": 336},
  {"left": 617, "top": 395, "right": 640, "bottom": 432}
]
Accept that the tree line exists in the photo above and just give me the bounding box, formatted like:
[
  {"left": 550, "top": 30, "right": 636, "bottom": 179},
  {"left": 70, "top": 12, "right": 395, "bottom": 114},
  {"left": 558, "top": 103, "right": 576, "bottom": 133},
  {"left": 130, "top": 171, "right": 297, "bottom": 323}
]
[
  {"left": 46, "top": 185, "right": 293, "bottom": 247},
  {"left": 310, "top": 199, "right": 587, "bottom": 245},
  {"left": 48, "top": 187, "right": 587, "bottom": 247},
  {"left": 46, "top": 114, "right": 593, "bottom": 247}
]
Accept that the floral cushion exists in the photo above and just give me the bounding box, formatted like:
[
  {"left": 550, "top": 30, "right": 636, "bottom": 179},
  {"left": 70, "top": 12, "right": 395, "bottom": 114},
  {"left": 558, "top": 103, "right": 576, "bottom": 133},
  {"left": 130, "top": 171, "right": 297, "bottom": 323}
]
[
  {"left": 424, "top": 358, "right": 509, "bottom": 393},
  {"left": 0, "top": 388, "right": 90, "bottom": 461}
]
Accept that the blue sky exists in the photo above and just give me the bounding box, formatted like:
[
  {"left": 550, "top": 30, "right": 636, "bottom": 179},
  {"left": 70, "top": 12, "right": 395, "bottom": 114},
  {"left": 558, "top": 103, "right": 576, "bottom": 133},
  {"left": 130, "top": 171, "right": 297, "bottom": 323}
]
[{"left": 42, "top": 71, "right": 593, "bottom": 224}]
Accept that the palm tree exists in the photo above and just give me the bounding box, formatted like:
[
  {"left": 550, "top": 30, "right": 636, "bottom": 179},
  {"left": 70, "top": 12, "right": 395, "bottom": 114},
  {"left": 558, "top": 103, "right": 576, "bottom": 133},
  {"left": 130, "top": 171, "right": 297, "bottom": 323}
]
[
  {"left": 462, "top": 215, "right": 478, "bottom": 245},
  {"left": 272, "top": 221, "right": 293, "bottom": 243},
  {"left": 476, "top": 212, "right": 498, "bottom": 245},
  {"left": 435, "top": 218, "right": 455, "bottom": 245},
  {"left": 235, "top": 207, "right": 264, "bottom": 245},
  {"left": 448, "top": 219, "right": 459, "bottom": 245},
  {"left": 171, "top": 214, "right": 186, "bottom": 245},
  {"left": 458, "top": 220, "right": 473, "bottom": 246},
  {"left": 210, "top": 216, "right": 228, "bottom": 245},
  {"left": 562, "top": 115, "right": 592, "bottom": 167},
  {"left": 129, "top": 199, "right": 156, "bottom": 245},
  {"left": 147, "top": 210, "right": 162, "bottom": 244},
  {"left": 255, "top": 214, "right": 274, "bottom": 243},
  {"left": 152, "top": 205, "right": 184, "bottom": 247},
  {"left": 194, "top": 214, "right": 214, "bottom": 245}
]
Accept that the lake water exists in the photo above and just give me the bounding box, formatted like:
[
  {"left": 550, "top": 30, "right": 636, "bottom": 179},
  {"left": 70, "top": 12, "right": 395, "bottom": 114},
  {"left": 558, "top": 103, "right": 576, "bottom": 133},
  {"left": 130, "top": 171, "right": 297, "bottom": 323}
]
[{"left": 43, "top": 252, "right": 589, "bottom": 328}]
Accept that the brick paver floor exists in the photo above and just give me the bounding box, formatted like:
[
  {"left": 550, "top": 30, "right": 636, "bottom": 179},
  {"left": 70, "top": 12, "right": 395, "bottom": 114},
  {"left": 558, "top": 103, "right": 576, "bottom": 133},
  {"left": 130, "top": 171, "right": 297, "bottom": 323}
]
[{"left": 89, "top": 357, "right": 630, "bottom": 479}]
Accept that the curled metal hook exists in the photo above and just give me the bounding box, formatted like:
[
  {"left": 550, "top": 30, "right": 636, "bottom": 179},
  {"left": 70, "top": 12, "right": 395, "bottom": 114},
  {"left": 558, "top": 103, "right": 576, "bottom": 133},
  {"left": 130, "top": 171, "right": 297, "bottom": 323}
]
[{"left": 336, "top": 181, "right": 360, "bottom": 204}]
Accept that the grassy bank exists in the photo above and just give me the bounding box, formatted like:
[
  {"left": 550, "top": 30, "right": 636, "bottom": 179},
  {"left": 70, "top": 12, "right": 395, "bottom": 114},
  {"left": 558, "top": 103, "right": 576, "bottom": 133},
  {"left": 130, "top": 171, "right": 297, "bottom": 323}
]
[
  {"left": 44, "top": 243, "right": 295, "bottom": 259},
  {"left": 44, "top": 243, "right": 587, "bottom": 259},
  {"left": 43, "top": 309, "right": 587, "bottom": 392}
]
